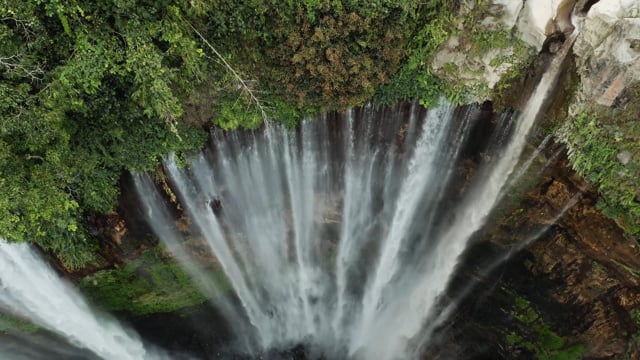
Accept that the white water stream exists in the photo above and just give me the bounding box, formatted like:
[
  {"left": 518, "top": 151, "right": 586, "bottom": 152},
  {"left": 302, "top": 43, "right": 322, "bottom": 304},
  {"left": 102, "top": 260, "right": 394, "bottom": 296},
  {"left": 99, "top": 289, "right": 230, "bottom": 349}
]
[{"left": 0, "top": 241, "right": 159, "bottom": 360}]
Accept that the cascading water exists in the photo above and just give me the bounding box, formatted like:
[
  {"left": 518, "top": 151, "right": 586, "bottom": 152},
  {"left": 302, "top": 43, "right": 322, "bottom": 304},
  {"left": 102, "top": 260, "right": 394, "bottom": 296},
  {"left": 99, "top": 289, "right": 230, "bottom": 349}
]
[
  {"left": 133, "top": 21, "right": 580, "bottom": 359},
  {"left": 134, "top": 102, "right": 471, "bottom": 357},
  {"left": 0, "top": 241, "right": 160, "bottom": 360},
  {"left": 0, "top": 7, "right": 583, "bottom": 360}
]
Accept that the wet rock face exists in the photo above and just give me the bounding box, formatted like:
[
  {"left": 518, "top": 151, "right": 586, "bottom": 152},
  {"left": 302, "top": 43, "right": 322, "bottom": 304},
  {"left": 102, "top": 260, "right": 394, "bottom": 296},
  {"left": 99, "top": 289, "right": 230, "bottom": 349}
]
[
  {"left": 432, "top": 152, "right": 640, "bottom": 359},
  {"left": 489, "top": 0, "right": 578, "bottom": 50},
  {"left": 526, "top": 193, "right": 638, "bottom": 358},
  {"left": 517, "top": 160, "right": 640, "bottom": 358},
  {"left": 517, "top": 0, "right": 577, "bottom": 49}
]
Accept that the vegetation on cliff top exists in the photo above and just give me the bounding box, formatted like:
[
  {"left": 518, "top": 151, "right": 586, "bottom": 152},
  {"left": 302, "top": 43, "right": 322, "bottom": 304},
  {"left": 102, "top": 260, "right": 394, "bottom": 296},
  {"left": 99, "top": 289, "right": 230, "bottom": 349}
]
[
  {"left": 0, "top": 0, "right": 461, "bottom": 268},
  {"left": 2, "top": 0, "right": 634, "bottom": 278}
]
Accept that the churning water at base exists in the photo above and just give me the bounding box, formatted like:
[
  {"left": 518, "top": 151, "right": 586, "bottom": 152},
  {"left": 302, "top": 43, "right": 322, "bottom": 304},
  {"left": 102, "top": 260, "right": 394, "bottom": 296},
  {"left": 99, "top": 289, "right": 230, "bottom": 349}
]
[{"left": 0, "top": 241, "right": 159, "bottom": 360}]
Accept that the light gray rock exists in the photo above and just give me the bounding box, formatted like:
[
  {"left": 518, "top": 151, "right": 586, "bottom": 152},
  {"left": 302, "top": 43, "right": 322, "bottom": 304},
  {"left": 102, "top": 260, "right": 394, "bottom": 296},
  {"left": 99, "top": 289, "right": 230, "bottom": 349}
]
[
  {"left": 617, "top": 150, "right": 632, "bottom": 165},
  {"left": 573, "top": 0, "right": 640, "bottom": 107}
]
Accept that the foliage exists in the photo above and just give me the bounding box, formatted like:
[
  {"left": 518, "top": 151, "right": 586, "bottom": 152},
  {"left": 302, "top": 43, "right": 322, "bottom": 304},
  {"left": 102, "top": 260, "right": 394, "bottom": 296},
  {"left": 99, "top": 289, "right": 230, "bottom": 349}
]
[
  {"left": 0, "top": 0, "right": 211, "bottom": 267},
  {"left": 79, "top": 246, "right": 220, "bottom": 316},
  {"left": 0, "top": 0, "right": 546, "bottom": 269},
  {"left": 558, "top": 86, "right": 640, "bottom": 236},
  {"left": 373, "top": 1, "right": 457, "bottom": 107},
  {"left": 197, "top": 0, "right": 456, "bottom": 110},
  {"left": 213, "top": 94, "right": 265, "bottom": 130},
  {"left": 263, "top": 2, "right": 409, "bottom": 109},
  {"left": 504, "top": 290, "right": 587, "bottom": 360},
  {"left": 0, "top": 313, "right": 39, "bottom": 334},
  {"left": 628, "top": 307, "right": 640, "bottom": 357}
]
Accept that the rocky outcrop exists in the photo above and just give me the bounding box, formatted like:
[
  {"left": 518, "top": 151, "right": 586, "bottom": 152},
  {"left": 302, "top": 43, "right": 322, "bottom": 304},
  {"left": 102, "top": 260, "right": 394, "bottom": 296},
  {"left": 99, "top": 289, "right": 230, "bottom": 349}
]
[
  {"left": 491, "top": 0, "right": 577, "bottom": 49},
  {"left": 429, "top": 1, "right": 538, "bottom": 101},
  {"left": 425, "top": 149, "right": 640, "bottom": 359},
  {"left": 431, "top": 33, "right": 533, "bottom": 96},
  {"left": 430, "top": 0, "right": 581, "bottom": 102},
  {"left": 572, "top": 0, "right": 640, "bottom": 106},
  {"left": 524, "top": 171, "right": 640, "bottom": 358},
  {"left": 441, "top": 0, "right": 639, "bottom": 105}
]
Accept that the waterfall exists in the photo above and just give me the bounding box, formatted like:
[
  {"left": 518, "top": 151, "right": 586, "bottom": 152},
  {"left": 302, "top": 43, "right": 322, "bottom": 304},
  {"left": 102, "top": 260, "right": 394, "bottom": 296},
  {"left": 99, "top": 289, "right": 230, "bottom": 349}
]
[
  {"left": 358, "top": 24, "right": 581, "bottom": 360},
  {"left": 135, "top": 103, "right": 463, "bottom": 357},
  {"left": 0, "top": 2, "right": 589, "bottom": 357},
  {"left": 0, "top": 241, "right": 160, "bottom": 360},
  {"left": 0, "top": 22, "right": 576, "bottom": 360},
  {"left": 133, "top": 24, "right": 578, "bottom": 357}
]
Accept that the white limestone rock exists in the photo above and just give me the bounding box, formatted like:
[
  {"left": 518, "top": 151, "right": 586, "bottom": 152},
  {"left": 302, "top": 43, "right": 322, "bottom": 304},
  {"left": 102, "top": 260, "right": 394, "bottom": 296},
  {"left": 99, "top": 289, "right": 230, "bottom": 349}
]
[
  {"left": 431, "top": 35, "right": 520, "bottom": 94},
  {"left": 573, "top": 0, "right": 640, "bottom": 106},
  {"left": 429, "top": 0, "right": 538, "bottom": 100},
  {"left": 492, "top": 0, "right": 524, "bottom": 28},
  {"left": 517, "top": 0, "right": 576, "bottom": 49}
]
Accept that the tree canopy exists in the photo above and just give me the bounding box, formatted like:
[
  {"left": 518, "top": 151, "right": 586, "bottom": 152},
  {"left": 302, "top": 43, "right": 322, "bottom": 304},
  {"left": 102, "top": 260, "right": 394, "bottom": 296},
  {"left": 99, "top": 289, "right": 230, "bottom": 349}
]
[{"left": 0, "top": 0, "right": 454, "bottom": 268}]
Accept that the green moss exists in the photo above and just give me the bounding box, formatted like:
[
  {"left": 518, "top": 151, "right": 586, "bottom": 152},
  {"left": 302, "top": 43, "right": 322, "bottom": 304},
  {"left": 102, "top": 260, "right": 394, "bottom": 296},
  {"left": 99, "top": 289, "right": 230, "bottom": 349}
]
[
  {"left": 591, "top": 261, "right": 608, "bottom": 275},
  {"left": 631, "top": 308, "right": 640, "bottom": 326},
  {"left": 489, "top": 34, "right": 536, "bottom": 96},
  {"left": 629, "top": 308, "right": 640, "bottom": 342},
  {"left": 624, "top": 308, "right": 640, "bottom": 359},
  {"left": 504, "top": 290, "right": 587, "bottom": 360},
  {"left": 0, "top": 313, "right": 39, "bottom": 334},
  {"left": 79, "top": 246, "right": 224, "bottom": 316},
  {"left": 472, "top": 30, "right": 513, "bottom": 54}
]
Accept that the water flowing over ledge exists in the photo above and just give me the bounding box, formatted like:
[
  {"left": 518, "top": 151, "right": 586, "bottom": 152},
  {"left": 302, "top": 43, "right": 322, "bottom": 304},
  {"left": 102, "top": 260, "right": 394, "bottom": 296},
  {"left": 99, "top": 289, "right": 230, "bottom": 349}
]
[
  {"left": 0, "top": 10, "right": 580, "bottom": 359},
  {"left": 132, "top": 24, "right": 577, "bottom": 358}
]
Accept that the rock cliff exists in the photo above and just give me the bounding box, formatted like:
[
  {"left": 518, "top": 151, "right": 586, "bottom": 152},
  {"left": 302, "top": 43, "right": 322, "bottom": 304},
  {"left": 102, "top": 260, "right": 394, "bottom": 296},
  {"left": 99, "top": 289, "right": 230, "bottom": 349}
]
[
  {"left": 572, "top": 0, "right": 640, "bottom": 106},
  {"left": 423, "top": 1, "right": 640, "bottom": 358}
]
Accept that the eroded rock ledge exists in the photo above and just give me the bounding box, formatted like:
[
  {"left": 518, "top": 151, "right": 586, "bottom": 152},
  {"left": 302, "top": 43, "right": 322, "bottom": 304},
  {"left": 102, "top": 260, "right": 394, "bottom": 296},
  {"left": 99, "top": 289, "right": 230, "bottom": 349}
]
[{"left": 424, "top": 146, "right": 640, "bottom": 359}]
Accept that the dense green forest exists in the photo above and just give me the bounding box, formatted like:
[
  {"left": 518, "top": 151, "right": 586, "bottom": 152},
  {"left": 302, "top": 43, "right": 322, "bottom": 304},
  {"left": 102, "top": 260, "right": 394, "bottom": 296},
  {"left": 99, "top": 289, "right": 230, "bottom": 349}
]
[{"left": 0, "top": 0, "right": 467, "bottom": 268}]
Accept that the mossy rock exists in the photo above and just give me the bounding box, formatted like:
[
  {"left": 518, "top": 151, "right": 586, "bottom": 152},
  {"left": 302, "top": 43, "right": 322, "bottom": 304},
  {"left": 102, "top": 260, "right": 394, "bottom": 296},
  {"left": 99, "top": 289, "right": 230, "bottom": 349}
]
[{"left": 79, "top": 246, "right": 227, "bottom": 316}]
